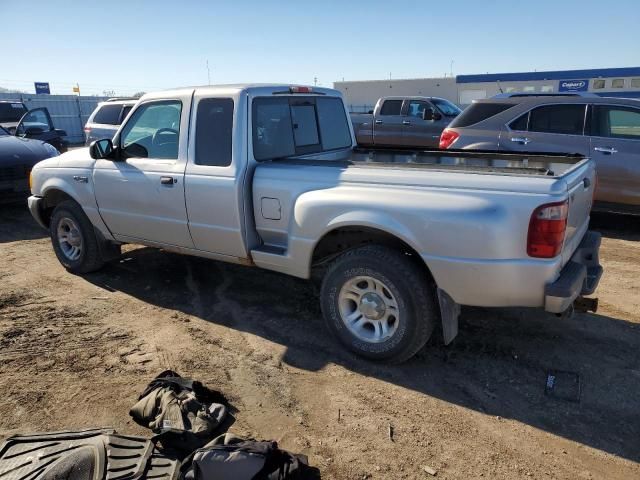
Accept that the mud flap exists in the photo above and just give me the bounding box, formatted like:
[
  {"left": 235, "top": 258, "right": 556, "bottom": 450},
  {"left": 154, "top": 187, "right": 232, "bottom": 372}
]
[
  {"left": 437, "top": 288, "right": 460, "bottom": 345},
  {"left": 0, "top": 428, "right": 180, "bottom": 480}
]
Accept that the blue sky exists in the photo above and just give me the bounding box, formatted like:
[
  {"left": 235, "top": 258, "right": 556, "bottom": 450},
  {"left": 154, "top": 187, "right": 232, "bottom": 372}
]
[{"left": 2, "top": 0, "right": 639, "bottom": 95}]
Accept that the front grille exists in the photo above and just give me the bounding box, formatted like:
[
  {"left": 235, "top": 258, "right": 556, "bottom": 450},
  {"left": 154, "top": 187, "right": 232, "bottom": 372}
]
[{"left": 0, "top": 165, "right": 30, "bottom": 182}]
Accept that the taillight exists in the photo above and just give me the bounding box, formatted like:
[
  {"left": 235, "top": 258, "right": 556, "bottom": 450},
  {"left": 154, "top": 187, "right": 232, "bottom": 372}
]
[
  {"left": 290, "top": 86, "right": 313, "bottom": 93},
  {"left": 527, "top": 201, "right": 569, "bottom": 258},
  {"left": 439, "top": 129, "right": 459, "bottom": 149}
]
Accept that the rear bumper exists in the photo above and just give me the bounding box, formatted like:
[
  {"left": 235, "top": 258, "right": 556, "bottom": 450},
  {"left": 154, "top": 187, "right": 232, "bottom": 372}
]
[
  {"left": 28, "top": 195, "right": 48, "bottom": 229},
  {"left": 544, "top": 231, "right": 603, "bottom": 313}
]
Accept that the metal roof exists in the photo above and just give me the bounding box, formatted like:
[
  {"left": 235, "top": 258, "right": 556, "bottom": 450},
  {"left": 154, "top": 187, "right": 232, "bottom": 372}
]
[{"left": 457, "top": 67, "right": 640, "bottom": 84}]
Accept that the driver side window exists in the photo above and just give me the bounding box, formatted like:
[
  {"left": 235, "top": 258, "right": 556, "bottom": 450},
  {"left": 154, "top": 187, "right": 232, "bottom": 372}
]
[{"left": 120, "top": 100, "right": 182, "bottom": 159}]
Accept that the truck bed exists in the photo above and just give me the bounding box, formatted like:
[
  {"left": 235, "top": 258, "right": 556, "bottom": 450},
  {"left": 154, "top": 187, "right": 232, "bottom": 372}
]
[{"left": 274, "top": 148, "right": 587, "bottom": 178}]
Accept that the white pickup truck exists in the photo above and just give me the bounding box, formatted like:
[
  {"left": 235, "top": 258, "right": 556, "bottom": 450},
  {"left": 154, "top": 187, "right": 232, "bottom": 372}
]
[{"left": 28, "top": 84, "right": 602, "bottom": 363}]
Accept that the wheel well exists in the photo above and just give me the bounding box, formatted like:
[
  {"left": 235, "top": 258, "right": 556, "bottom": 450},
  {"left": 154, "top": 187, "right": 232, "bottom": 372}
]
[
  {"left": 40, "top": 189, "right": 75, "bottom": 227},
  {"left": 311, "top": 226, "right": 434, "bottom": 282}
]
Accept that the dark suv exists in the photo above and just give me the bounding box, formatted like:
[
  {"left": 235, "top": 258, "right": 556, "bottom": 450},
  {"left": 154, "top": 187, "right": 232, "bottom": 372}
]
[{"left": 440, "top": 94, "right": 640, "bottom": 214}]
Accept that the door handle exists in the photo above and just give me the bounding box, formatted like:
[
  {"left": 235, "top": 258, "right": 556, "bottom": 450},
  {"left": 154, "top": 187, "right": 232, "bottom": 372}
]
[
  {"left": 160, "top": 176, "right": 176, "bottom": 185},
  {"left": 594, "top": 146, "right": 617, "bottom": 154},
  {"left": 374, "top": 120, "right": 383, "bottom": 124},
  {"left": 511, "top": 137, "right": 531, "bottom": 145},
  {"left": 402, "top": 120, "right": 411, "bottom": 126}
]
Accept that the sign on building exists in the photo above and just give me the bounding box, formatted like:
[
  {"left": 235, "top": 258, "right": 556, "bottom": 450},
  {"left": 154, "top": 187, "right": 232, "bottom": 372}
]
[
  {"left": 558, "top": 79, "right": 589, "bottom": 92},
  {"left": 34, "top": 82, "right": 50, "bottom": 94}
]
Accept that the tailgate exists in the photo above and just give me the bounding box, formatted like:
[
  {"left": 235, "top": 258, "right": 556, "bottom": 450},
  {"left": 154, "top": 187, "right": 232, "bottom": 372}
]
[{"left": 562, "top": 159, "right": 596, "bottom": 266}]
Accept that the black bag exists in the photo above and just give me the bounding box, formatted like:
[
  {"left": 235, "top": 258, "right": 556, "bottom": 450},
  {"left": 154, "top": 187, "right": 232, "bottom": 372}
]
[
  {"left": 130, "top": 370, "right": 229, "bottom": 453},
  {"left": 182, "top": 433, "right": 320, "bottom": 480}
]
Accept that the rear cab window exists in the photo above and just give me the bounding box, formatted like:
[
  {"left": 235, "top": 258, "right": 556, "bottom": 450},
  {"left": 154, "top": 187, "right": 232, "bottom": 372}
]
[
  {"left": 195, "top": 98, "right": 234, "bottom": 166},
  {"left": 449, "top": 102, "right": 515, "bottom": 128},
  {"left": 93, "top": 104, "right": 124, "bottom": 125},
  {"left": 252, "top": 96, "right": 351, "bottom": 160}
]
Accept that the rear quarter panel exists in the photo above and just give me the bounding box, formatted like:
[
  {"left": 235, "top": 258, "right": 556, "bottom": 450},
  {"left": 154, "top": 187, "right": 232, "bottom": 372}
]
[{"left": 252, "top": 162, "right": 571, "bottom": 307}]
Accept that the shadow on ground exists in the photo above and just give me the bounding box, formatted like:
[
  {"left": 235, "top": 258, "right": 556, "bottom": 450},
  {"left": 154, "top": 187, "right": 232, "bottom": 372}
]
[
  {"left": 0, "top": 203, "right": 47, "bottom": 243},
  {"left": 3, "top": 204, "right": 639, "bottom": 462}
]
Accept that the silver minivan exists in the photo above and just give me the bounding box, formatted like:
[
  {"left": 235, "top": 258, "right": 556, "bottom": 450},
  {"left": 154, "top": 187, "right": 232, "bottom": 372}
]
[
  {"left": 84, "top": 99, "right": 137, "bottom": 145},
  {"left": 441, "top": 94, "right": 640, "bottom": 215}
]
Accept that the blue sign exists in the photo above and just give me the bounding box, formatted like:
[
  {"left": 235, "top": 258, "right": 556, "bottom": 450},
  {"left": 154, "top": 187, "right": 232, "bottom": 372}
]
[
  {"left": 558, "top": 79, "right": 589, "bottom": 92},
  {"left": 34, "top": 82, "right": 50, "bottom": 94}
]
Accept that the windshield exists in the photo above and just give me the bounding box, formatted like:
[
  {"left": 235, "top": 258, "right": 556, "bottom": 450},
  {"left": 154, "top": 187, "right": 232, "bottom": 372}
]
[
  {"left": 252, "top": 96, "right": 352, "bottom": 161},
  {"left": 0, "top": 102, "right": 28, "bottom": 123},
  {"left": 0, "top": 126, "right": 9, "bottom": 136},
  {"left": 432, "top": 98, "right": 462, "bottom": 117}
]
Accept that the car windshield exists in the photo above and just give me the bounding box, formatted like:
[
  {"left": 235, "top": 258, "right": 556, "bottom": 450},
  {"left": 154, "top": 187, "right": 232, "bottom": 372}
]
[
  {"left": 0, "top": 126, "right": 9, "bottom": 136},
  {"left": 0, "top": 102, "right": 28, "bottom": 122},
  {"left": 432, "top": 98, "right": 462, "bottom": 117}
]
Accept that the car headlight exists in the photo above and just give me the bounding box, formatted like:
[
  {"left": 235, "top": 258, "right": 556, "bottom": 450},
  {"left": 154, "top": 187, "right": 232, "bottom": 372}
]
[{"left": 43, "top": 142, "right": 60, "bottom": 157}]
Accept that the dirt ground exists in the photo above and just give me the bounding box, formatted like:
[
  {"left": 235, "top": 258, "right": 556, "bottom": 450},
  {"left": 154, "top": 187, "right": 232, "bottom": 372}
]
[{"left": 0, "top": 204, "right": 638, "bottom": 480}]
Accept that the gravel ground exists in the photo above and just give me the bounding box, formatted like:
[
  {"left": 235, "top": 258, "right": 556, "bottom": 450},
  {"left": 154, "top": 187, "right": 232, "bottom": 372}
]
[{"left": 0, "top": 204, "right": 638, "bottom": 479}]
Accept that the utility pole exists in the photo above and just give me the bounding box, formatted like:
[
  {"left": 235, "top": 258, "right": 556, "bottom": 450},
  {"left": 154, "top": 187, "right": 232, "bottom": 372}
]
[{"left": 206, "top": 60, "right": 211, "bottom": 85}]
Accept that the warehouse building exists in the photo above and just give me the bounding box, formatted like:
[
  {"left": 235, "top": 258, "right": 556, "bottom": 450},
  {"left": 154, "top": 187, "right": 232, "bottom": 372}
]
[{"left": 335, "top": 67, "right": 640, "bottom": 111}]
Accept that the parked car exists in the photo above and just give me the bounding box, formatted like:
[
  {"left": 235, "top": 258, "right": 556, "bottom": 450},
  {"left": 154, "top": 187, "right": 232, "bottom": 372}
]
[
  {"left": 350, "top": 96, "right": 461, "bottom": 148},
  {"left": 28, "top": 85, "right": 601, "bottom": 363},
  {"left": 84, "top": 99, "right": 137, "bottom": 145},
  {"left": 440, "top": 94, "right": 640, "bottom": 215},
  {"left": 0, "top": 101, "right": 67, "bottom": 152},
  {"left": 0, "top": 125, "right": 59, "bottom": 202}
]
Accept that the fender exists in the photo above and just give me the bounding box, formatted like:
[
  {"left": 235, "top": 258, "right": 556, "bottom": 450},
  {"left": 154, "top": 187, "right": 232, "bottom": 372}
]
[{"left": 40, "top": 174, "right": 115, "bottom": 242}]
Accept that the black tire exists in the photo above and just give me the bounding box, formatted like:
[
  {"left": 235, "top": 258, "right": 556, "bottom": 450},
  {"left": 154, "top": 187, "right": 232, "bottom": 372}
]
[
  {"left": 49, "top": 200, "right": 105, "bottom": 274},
  {"left": 320, "top": 245, "right": 437, "bottom": 364}
]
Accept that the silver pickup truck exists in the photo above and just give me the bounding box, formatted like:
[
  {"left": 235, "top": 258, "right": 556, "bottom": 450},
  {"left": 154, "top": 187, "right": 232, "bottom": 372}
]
[
  {"left": 27, "top": 84, "right": 602, "bottom": 363},
  {"left": 350, "top": 96, "right": 461, "bottom": 148}
]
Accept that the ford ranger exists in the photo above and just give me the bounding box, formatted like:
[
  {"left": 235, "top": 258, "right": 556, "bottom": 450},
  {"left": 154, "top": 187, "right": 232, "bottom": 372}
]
[{"left": 27, "top": 84, "right": 602, "bottom": 363}]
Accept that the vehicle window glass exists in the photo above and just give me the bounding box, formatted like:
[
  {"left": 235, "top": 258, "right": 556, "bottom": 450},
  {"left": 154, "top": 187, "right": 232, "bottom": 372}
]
[
  {"left": 407, "top": 101, "right": 428, "bottom": 119},
  {"left": 509, "top": 113, "right": 529, "bottom": 131},
  {"left": 195, "top": 98, "right": 234, "bottom": 166},
  {"left": 17, "top": 109, "right": 52, "bottom": 136},
  {"left": 431, "top": 98, "right": 461, "bottom": 117},
  {"left": 252, "top": 96, "right": 351, "bottom": 161},
  {"left": 120, "top": 105, "right": 133, "bottom": 122},
  {"left": 379, "top": 100, "right": 402, "bottom": 116},
  {"left": 253, "top": 98, "right": 296, "bottom": 160},
  {"left": 0, "top": 103, "right": 27, "bottom": 122},
  {"left": 0, "top": 126, "right": 9, "bottom": 136},
  {"left": 291, "top": 103, "right": 320, "bottom": 146},
  {"left": 594, "top": 106, "right": 640, "bottom": 139},
  {"left": 449, "top": 103, "right": 515, "bottom": 128},
  {"left": 93, "top": 104, "right": 123, "bottom": 125},
  {"left": 120, "top": 100, "right": 181, "bottom": 159},
  {"left": 316, "top": 97, "right": 352, "bottom": 150},
  {"left": 528, "top": 104, "right": 585, "bottom": 135}
]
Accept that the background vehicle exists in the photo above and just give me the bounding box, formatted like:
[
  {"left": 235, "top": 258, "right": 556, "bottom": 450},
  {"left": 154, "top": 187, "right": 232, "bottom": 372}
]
[
  {"left": 28, "top": 85, "right": 600, "bottom": 363},
  {"left": 84, "top": 99, "right": 137, "bottom": 145},
  {"left": 0, "top": 125, "right": 59, "bottom": 202},
  {"left": 440, "top": 94, "right": 640, "bottom": 215},
  {"left": 350, "top": 96, "right": 461, "bottom": 148},
  {"left": 0, "top": 101, "right": 67, "bottom": 152}
]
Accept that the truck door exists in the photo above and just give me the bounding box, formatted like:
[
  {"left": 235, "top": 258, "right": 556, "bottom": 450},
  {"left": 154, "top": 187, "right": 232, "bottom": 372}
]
[
  {"left": 402, "top": 100, "right": 442, "bottom": 148},
  {"left": 501, "top": 103, "right": 589, "bottom": 155},
  {"left": 15, "top": 107, "right": 66, "bottom": 151},
  {"left": 93, "top": 97, "right": 194, "bottom": 248},
  {"left": 589, "top": 104, "right": 640, "bottom": 209},
  {"left": 183, "top": 94, "right": 248, "bottom": 258},
  {"left": 373, "top": 99, "right": 404, "bottom": 146}
]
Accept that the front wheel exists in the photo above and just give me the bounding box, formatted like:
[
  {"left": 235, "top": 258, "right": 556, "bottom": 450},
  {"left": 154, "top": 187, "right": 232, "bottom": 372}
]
[
  {"left": 50, "top": 200, "right": 105, "bottom": 274},
  {"left": 320, "top": 245, "right": 437, "bottom": 363}
]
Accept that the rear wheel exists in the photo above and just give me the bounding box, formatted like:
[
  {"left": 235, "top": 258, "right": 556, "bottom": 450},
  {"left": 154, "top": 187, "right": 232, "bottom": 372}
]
[
  {"left": 50, "top": 200, "right": 105, "bottom": 274},
  {"left": 320, "top": 245, "right": 437, "bottom": 363}
]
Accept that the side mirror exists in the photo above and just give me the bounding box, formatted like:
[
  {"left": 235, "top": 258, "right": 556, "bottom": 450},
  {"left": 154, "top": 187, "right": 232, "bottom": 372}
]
[{"left": 90, "top": 139, "right": 114, "bottom": 159}]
